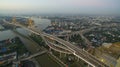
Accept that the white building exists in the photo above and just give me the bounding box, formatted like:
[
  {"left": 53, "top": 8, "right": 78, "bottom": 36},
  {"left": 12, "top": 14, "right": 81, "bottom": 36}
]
[{"left": 102, "top": 43, "right": 112, "bottom": 48}]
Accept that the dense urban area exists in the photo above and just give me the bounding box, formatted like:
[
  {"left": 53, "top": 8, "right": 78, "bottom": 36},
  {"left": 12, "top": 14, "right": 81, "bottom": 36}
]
[{"left": 0, "top": 16, "right": 120, "bottom": 67}]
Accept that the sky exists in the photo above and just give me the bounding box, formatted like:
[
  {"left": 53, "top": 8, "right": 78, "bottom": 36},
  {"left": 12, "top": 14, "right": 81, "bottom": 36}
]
[{"left": 0, "top": 0, "right": 120, "bottom": 15}]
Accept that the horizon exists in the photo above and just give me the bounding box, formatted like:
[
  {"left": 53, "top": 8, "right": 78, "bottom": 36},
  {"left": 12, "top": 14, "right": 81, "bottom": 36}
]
[{"left": 0, "top": 0, "right": 120, "bottom": 15}]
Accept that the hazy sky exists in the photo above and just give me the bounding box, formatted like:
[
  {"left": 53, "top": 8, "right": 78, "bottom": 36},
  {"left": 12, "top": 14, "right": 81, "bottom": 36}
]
[{"left": 0, "top": 0, "right": 120, "bottom": 15}]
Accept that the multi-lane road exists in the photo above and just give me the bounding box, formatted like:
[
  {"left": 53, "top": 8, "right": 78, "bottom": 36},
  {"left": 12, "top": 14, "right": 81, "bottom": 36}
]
[{"left": 4, "top": 20, "right": 108, "bottom": 67}]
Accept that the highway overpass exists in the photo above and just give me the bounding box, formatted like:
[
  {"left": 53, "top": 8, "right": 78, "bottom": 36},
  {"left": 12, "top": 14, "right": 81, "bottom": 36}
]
[{"left": 3, "top": 19, "right": 108, "bottom": 67}]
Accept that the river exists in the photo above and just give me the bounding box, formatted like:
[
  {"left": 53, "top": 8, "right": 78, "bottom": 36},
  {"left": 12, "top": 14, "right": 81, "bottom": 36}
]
[{"left": 0, "top": 17, "right": 51, "bottom": 41}]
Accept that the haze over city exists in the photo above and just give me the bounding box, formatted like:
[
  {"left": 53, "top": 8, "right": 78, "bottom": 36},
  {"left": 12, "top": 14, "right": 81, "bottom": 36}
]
[
  {"left": 1, "top": 0, "right": 120, "bottom": 67},
  {"left": 0, "top": 0, "right": 120, "bottom": 15}
]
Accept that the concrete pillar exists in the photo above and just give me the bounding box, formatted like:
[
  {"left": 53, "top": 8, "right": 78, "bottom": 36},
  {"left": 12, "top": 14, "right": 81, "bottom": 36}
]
[
  {"left": 12, "top": 17, "right": 16, "bottom": 24},
  {"left": 75, "top": 55, "right": 79, "bottom": 62},
  {"left": 60, "top": 52, "right": 62, "bottom": 58},
  {"left": 67, "top": 35, "right": 69, "bottom": 41},
  {"left": 64, "top": 53, "right": 67, "bottom": 57},
  {"left": 52, "top": 40, "right": 55, "bottom": 44},
  {"left": 49, "top": 47, "right": 51, "bottom": 51},
  {"left": 88, "top": 64, "right": 90, "bottom": 67},
  {"left": 77, "top": 57, "right": 79, "bottom": 62},
  {"left": 69, "top": 35, "right": 72, "bottom": 40},
  {"left": 13, "top": 26, "right": 16, "bottom": 30}
]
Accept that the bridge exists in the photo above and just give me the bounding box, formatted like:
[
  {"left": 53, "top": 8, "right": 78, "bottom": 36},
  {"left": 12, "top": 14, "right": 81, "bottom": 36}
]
[
  {"left": 3, "top": 19, "right": 108, "bottom": 67},
  {"left": 47, "top": 41, "right": 72, "bottom": 54},
  {"left": 20, "top": 50, "right": 47, "bottom": 61}
]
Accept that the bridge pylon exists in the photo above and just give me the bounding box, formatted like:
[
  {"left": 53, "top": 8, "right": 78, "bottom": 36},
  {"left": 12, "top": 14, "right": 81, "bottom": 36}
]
[
  {"left": 27, "top": 18, "right": 34, "bottom": 27},
  {"left": 12, "top": 17, "right": 17, "bottom": 29},
  {"left": 12, "top": 17, "right": 16, "bottom": 24}
]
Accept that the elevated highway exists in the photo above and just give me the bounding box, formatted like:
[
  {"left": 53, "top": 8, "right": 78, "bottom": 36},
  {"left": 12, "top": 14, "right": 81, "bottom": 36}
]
[
  {"left": 47, "top": 41, "right": 72, "bottom": 54},
  {"left": 20, "top": 50, "right": 47, "bottom": 61},
  {"left": 3, "top": 19, "right": 108, "bottom": 67}
]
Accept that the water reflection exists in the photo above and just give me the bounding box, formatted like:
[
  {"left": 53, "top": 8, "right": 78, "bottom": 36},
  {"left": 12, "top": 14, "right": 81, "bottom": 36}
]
[
  {"left": 31, "top": 17, "right": 51, "bottom": 30},
  {"left": 0, "top": 17, "right": 51, "bottom": 41},
  {"left": 0, "top": 30, "right": 16, "bottom": 41}
]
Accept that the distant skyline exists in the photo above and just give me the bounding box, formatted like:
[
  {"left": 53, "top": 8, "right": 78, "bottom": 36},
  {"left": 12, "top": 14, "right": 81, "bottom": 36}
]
[{"left": 0, "top": 0, "right": 120, "bottom": 15}]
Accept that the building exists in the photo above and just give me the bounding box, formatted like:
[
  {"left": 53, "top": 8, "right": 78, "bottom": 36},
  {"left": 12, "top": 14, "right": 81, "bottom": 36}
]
[
  {"left": 116, "top": 57, "right": 120, "bottom": 67},
  {"left": 102, "top": 43, "right": 112, "bottom": 48}
]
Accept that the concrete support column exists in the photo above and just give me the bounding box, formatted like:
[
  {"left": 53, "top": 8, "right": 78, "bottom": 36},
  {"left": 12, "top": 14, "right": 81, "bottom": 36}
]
[
  {"left": 77, "top": 57, "right": 79, "bottom": 62},
  {"left": 88, "top": 64, "right": 90, "bottom": 67},
  {"left": 75, "top": 55, "right": 79, "bottom": 62},
  {"left": 52, "top": 40, "right": 55, "bottom": 44},
  {"left": 66, "top": 33, "right": 69, "bottom": 41},
  {"left": 69, "top": 35, "right": 71, "bottom": 40},
  {"left": 13, "top": 26, "right": 16, "bottom": 29},
  {"left": 49, "top": 47, "right": 51, "bottom": 51},
  {"left": 64, "top": 53, "right": 67, "bottom": 57},
  {"left": 67, "top": 36, "right": 69, "bottom": 41},
  {"left": 60, "top": 52, "right": 62, "bottom": 58}
]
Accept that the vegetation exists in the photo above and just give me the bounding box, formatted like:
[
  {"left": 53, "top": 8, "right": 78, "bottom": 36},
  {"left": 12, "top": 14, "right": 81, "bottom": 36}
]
[
  {"left": 0, "top": 61, "right": 12, "bottom": 67},
  {"left": 69, "top": 34, "right": 83, "bottom": 43},
  {"left": 29, "top": 34, "right": 45, "bottom": 46},
  {"left": 91, "top": 42, "right": 120, "bottom": 59},
  {"left": 35, "top": 54, "right": 61, "bottom": 67},
  {"left": 84, "top": 27, "right": 120, "bottom": 43},
  {"left": 52, "top": 50, "right": 86, "bottom": 67},
  {"left": 1, "top": 37, "right": 28, "bottom": 56}
]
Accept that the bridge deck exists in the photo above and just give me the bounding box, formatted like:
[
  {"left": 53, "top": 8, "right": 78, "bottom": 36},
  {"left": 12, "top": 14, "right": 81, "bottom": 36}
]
[{"left": 4, "top": 20, "right": 108, "bottom": 67}]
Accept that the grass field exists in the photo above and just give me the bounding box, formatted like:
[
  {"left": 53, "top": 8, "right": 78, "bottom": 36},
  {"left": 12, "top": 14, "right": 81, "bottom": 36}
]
[{"left": 35, "top": 54, "right": 61, "bottom": 67}]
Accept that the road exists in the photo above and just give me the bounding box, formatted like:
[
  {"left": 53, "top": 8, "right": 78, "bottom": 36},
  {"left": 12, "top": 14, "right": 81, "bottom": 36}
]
[
  {"left": 24, "top": 25, "right": 108, "bottom": 67},
  {"left": 12, "top": 30, "right": 67, "bottom": 67},
  {"left": 20, "top": 50, "right": 47, "bottom": 61},
  {"left": 41, "top": 32, "right": 108, "bottom": 67},
  {"left": 69, "top": 24, "right": 120, "bottom": 51},
  {"left": 4, "top": 20, "right": 108, "bottom": 67},
  {"left": 47, "top": 41, "right": 72, "bottom": 54}
]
